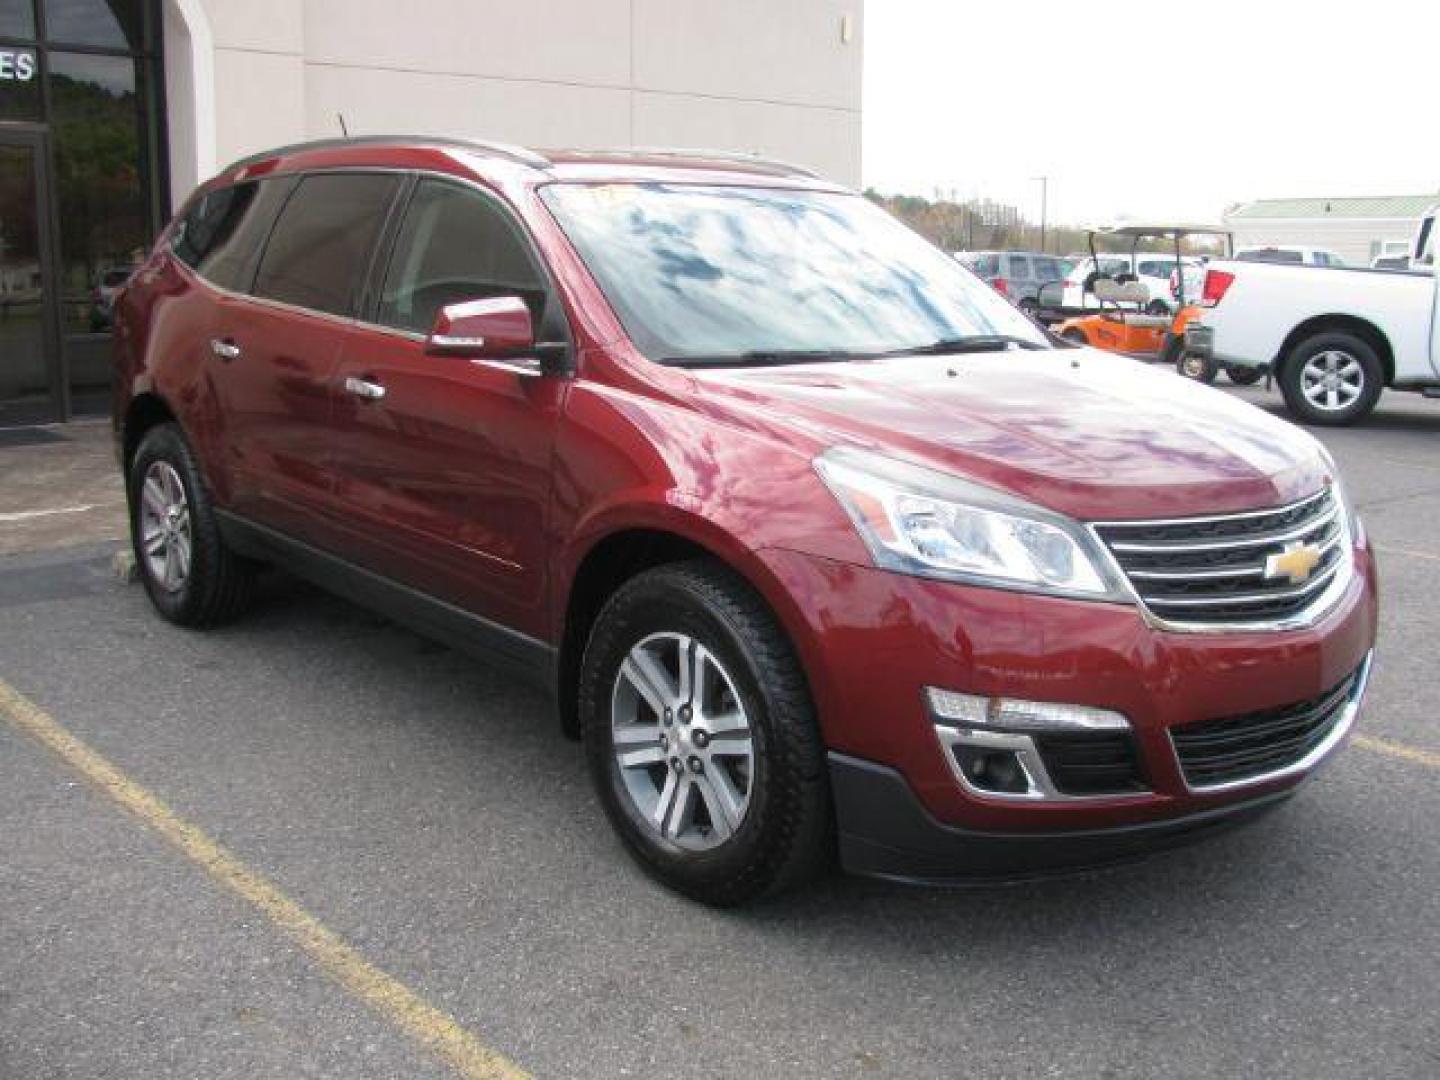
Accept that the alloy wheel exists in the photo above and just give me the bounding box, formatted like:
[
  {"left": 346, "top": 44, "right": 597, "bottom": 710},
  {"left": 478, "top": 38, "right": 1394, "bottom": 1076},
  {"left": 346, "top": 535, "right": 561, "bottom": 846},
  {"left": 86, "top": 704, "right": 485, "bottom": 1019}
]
[
  {"left": 1300, "top": 349, "right": 1363, "bottom": 412},
  {"left": 610, "top": 631, "right": 754, "bottom": 851},
  {"left": 138, "top": 460, "right": 192, "bottom": 592}
]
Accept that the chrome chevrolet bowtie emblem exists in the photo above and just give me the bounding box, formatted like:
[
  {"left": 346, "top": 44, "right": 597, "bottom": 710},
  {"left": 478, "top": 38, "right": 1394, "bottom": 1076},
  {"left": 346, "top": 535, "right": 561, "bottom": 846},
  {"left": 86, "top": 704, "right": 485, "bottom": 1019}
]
[{"left": 1265, "top": 541, "right": 1322, "bottom": 585}]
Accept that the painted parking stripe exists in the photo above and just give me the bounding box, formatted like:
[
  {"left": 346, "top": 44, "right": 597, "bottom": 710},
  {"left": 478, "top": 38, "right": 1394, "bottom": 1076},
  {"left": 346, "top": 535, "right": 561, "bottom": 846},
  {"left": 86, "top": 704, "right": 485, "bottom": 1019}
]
[
  {"left": 0, "top": 678, "right": 528, "bottom": 1080},
  {"left": 1356, "top": 734, "right": 1440, "bottom": 771},
  {"left": 0, "top": 504, "right": 121, "bottom": 523}
]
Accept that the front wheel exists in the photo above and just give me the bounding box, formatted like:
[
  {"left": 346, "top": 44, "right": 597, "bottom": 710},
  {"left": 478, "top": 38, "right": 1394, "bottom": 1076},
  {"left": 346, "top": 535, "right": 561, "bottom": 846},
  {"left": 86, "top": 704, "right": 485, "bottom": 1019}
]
[
  {"left": 579, "top": 561, "right": 832, "bottom": 906},
  {"left": 1277, "top": 332, "right": 1383, "bottom": 426},
  {"left": 1172, "top": 338, "right": 1218, "bottom": 384}
]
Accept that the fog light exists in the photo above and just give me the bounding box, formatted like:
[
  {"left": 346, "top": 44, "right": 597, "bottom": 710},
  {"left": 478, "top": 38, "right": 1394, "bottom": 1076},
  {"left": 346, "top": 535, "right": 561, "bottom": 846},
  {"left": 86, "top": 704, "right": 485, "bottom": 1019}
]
[
  {"left": 925, "top": 687, "right": 1130, "bottom": 732},
  {"left": 953, "top": 746, "right": 1029, "bottom": 794}
]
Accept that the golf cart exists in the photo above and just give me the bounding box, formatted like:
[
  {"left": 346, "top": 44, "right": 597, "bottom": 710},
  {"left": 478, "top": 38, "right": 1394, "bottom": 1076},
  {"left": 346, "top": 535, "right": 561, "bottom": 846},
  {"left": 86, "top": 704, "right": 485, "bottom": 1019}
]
[{"left": 1038, "top": 223, "right": 1260, "bottom": 385}]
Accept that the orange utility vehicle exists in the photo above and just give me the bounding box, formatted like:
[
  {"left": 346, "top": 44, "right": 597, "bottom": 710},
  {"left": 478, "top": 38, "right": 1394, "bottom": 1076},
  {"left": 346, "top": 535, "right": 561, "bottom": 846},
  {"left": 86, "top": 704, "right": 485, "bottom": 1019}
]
[{"left": 1042, "top": 224, "right": 1258, "bottom": 384}]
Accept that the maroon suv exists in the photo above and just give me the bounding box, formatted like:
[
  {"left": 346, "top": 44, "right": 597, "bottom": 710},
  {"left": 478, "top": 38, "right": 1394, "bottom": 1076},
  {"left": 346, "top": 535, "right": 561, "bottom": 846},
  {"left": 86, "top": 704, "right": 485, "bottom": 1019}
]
[{"left": 113, "top": 137, "right": 1377, "bottom": 905}]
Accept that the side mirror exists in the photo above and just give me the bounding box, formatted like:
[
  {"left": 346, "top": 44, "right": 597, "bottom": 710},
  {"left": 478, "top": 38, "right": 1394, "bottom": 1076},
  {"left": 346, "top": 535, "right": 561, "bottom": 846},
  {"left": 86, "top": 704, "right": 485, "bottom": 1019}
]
[{"left": 426, "top": 296, "right": 535, "bottom": 359}]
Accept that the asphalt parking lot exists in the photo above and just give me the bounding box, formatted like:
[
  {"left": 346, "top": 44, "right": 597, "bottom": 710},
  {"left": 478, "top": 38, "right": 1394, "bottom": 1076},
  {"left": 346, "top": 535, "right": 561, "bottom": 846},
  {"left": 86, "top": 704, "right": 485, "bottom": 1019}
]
[{"left": 2, "top": 384, "right": 1438, "bottom": 1079}]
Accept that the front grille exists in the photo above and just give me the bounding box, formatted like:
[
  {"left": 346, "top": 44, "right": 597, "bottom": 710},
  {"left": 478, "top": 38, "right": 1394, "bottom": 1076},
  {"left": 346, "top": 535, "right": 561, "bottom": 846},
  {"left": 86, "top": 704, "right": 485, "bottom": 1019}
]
[
  {"left": 1171, "top": 668, "right": 1361, "bottom": 789},
  {"left": 1093, "top": 487, "right": 1347, "bottom": 627},
  {"left": 1032, "top": 732, "right": 1147, "bottom": 796}
]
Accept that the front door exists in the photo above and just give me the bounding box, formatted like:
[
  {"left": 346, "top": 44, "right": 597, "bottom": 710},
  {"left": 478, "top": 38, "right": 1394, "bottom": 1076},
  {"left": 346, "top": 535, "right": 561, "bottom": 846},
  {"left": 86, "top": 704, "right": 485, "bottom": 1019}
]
[
  {"left": 0, "top": 129, "right": 61, "bottom": 424},
  {"left": 328, "top": 177, "right": 566, "bottom": 640}
]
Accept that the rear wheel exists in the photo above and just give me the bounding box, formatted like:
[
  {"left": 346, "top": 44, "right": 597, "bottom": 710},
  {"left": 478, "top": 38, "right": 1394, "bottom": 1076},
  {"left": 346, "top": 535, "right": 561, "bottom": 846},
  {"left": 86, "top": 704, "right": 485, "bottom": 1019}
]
[
  {"left": 128, "top": 423, "right": 255, "bottom": 626},
  {"left": 1060, "top": 328, "right": 1088, "bottom": 345},
  {"left": 1017, "top": 297, "right": 1038, "bottom": 320},
  {"left": 1224, "top": 364, "right": 1264, "bottom": 386},
  {"left": 1277, "top": 331, "right": 1383, "bottom": 426},
  {"left": 1145, "top": 299, "right": 1171, "bottom": 317},
  {"left": 579, "top": 560, "right": 831, "bottom": 906}
]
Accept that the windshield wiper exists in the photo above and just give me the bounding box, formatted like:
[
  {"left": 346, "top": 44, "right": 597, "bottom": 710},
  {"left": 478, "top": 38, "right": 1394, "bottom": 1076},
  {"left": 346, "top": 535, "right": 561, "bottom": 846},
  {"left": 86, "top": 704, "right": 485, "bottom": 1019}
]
[
  {"left": 874, "top": 335, "right": 1047, "bottom": 358},
  {"left": 662, "top": 349, "right": 860, "bottom": 368}
]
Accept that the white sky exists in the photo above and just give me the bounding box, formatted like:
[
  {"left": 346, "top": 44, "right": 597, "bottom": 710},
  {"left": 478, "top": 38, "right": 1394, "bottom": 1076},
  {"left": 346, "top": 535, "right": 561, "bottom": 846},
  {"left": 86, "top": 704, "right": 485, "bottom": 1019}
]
[{"left": 862, "top": 0, "right": 1440, "bottom": 225}]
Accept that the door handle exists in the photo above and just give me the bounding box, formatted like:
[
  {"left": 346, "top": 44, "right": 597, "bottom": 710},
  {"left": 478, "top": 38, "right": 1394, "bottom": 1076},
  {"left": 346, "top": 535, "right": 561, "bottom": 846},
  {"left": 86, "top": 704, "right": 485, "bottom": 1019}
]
[
  {"left": 343, "top": 376, "right": 386, "bottom": 402},
  {"left": 209, "top": 338, "right": 241, "bottom": 361}
]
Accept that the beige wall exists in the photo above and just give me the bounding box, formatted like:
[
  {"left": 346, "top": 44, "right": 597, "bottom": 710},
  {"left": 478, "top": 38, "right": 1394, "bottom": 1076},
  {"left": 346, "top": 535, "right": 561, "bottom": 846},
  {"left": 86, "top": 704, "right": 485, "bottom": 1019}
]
[{"left": 167, "top": 0, "right": 863, "bottom": 207}]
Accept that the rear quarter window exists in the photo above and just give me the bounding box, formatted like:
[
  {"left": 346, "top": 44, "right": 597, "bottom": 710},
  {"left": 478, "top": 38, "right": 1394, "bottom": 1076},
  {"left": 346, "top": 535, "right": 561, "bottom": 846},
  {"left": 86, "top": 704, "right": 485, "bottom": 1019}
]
[{"left": 173, "top": 178, "right": 297, "bottom": 293}]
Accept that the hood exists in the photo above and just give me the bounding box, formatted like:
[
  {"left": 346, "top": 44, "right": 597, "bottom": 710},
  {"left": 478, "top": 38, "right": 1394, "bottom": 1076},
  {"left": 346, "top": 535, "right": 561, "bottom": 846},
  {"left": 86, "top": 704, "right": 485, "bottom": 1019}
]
[{"left": 689, "top": 349, "right": 1329, "bottom": 521}]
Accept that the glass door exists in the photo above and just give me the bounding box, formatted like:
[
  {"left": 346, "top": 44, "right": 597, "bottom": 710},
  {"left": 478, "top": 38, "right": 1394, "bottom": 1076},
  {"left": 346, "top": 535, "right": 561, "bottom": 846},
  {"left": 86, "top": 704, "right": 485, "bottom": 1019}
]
[{"left": 0, "top": 129, "right": 60, "bottom": 424}]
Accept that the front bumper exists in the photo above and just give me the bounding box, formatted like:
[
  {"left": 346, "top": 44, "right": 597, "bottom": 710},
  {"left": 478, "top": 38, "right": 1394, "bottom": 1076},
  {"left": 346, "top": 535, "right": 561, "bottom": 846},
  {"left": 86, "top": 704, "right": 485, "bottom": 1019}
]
[
  {"left": 829, "top": 751, "right": 1296, "bottom": 884},
  {"left": 757, "top": 539, "right": 1378, "bottom": 863}
]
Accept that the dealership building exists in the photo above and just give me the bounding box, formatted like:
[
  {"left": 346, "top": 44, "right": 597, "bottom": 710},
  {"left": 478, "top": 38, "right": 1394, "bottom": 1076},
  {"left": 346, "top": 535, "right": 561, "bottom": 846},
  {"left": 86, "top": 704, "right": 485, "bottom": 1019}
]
[{"left": 0, "top": 0, "right": 863, "bottom": 424}]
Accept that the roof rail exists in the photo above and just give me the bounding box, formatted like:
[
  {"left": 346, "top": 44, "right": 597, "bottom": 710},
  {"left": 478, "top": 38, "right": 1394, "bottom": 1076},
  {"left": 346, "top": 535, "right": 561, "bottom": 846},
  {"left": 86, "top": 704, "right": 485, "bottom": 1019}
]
[
  {"left": 222, "top": 135, "right": 551, "bottom": 176},
  {"left": 586, "top": 146, "right": 822, "bottom": 179}
]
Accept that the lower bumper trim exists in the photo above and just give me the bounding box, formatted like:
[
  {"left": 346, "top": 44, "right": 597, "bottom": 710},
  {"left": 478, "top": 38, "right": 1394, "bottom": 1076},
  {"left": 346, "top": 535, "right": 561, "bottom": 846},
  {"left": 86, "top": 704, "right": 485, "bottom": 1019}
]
[{"left": 830, "top": 752, "right": 1295, "bottom": 885}]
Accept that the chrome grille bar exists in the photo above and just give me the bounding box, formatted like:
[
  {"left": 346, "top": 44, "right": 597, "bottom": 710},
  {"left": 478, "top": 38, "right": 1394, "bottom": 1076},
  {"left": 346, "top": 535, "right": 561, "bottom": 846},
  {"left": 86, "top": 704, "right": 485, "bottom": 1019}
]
[{"left": 1092, "top": 487, "right": 1352, "bottom": 630}]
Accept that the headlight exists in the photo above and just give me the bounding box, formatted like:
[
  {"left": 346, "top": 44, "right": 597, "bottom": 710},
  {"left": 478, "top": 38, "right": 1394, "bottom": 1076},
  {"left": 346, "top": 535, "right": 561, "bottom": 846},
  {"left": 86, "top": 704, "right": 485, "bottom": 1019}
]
[{"left": 814, "top": 447, "right": 1128, "bottom": 600}]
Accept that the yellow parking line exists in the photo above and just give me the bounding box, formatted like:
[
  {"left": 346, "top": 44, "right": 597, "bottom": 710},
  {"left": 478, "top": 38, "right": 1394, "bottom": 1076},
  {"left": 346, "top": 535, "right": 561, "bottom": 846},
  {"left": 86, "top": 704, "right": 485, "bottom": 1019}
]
[
  {"left": 0, "top": 678, "right": 528, "bottom": 1080},
  {"left": 1375, "top": 544, "right": 1440, "bottom": 563},
  {"left": 1355, "top": 734, "right": 1440, "bottom": 771}
]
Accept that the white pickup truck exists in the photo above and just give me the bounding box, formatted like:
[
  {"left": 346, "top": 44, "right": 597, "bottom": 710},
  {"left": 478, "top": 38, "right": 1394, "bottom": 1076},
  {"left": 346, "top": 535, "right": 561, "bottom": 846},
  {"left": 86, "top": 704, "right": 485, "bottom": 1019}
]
[{"left": 1188, "top": 207, "right": 1438, "bottom": 425}]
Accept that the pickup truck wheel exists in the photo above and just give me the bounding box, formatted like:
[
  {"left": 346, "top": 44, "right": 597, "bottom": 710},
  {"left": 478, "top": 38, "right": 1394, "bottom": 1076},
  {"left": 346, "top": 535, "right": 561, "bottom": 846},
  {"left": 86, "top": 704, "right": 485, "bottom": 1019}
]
[
  {"left": 1224, "top": 364, "right": 1264, "bottom": 386},
  {"left": 128, "top": 423, "right": 255, "bottom": 627},
  {"left": 579, "top": 560, "right": 831, "bottom": 906},
  {"left": 1279, "top": 332, "right": 1382, "bottom": 426}
]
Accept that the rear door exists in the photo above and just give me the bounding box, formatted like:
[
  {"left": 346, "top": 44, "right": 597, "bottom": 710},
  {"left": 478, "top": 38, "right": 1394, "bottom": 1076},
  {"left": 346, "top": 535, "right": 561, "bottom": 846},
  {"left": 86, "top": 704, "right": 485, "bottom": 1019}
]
[
  {"left": 212, "top": 171, "right": 402, "bottom": 545},
  {"left": 326, "top": 176, "right": 567, "bottom": 638}
]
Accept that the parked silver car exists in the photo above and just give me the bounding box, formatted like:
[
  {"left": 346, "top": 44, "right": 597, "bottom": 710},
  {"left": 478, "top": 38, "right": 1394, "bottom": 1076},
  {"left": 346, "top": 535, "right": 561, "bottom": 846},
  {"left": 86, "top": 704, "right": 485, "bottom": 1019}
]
[{"left": 954, "top": 250, "right": 1069, "bottom": 318}]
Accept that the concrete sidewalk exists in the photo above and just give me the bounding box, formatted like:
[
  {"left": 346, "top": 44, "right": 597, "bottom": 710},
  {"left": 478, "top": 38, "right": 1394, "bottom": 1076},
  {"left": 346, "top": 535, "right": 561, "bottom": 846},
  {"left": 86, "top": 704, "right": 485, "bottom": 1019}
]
[{"left": 0, "top": 421, "right": 126, "bottom": 556}]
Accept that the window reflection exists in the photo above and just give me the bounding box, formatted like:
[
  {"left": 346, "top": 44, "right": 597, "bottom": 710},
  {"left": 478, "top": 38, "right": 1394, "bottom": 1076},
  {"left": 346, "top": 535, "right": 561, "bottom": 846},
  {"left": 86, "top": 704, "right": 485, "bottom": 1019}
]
[
  {"left": 542, "top": 184, "right": 1046, "bottom": 362},
  {"left": 0, "top": 44, "right": 40, "bottom": 119},
  {"left": 49, "top": 49, "right": 147, "bottom": 411},
  {"left": 0, "top": 0, "right": 36, "bottom": 38},
  {"left": 42, "top": 0, "right": 142, "bottom": 50}
]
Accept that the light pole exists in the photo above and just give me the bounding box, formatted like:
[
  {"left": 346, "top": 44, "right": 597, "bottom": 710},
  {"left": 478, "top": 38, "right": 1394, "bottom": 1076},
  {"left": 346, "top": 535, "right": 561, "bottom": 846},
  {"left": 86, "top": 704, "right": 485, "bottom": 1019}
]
[{"left": 1032, "top": 176, "right": 1049, "bottom": 253}]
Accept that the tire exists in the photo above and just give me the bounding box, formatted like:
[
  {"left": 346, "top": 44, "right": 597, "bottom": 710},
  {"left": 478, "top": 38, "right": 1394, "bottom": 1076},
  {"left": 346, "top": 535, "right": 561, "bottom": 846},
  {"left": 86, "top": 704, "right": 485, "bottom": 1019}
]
[
  {"left": 579, "top": 560, "right": 832, "bottom": 906},
  {"left": 128, "top": 422, "right": 255, "bottom": 627},
  {"left": 1172, "top": 337, "right": 1218, "bottom": 384},
  {"left": 1277, "top": 331, "right": 1383, "bottom": 426},
  {"left": 1061, "top": 328, "right": 1088, "bottom": 345},
  {"left": 1145, "top": 299, "right": 1171, "bottom": 317},
  {"left": 1224, "top": 364, "right": 1264, "bottom": 386},
  {"left": 1017, "top": 297, "right": 1038, "bottom": 320}
]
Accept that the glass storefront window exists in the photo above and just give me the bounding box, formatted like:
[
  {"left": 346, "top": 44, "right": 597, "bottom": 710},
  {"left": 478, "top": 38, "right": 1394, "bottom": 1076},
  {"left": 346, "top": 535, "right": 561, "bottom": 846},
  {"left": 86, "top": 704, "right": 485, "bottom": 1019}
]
[
  {"left": 0, "top": 0, "right": 157, "bottom": 422},
  {"left": 48, "top": 49, "right": 148, "bottom": 410},
  {"left": 0, "top": 0, "right": 36, "bottom": 39},
  {"left": 0, "top": 44, "right": 41, "bottom": 119},
  {"left": 42, "top": 0, "right": 142, "bottom": 51}
]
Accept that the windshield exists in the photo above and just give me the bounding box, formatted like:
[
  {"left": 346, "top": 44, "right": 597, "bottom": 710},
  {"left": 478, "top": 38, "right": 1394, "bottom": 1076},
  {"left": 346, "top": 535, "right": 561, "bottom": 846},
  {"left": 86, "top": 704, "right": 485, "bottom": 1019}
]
[{"left": 540, "top": 183, "right": 1048, "bottom": 363}]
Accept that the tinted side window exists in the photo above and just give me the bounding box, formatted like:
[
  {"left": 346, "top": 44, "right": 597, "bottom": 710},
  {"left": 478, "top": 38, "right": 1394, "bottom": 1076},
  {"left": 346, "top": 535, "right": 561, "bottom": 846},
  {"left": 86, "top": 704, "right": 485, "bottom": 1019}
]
[
  {"left": 174, "top": 178, "right": 296, "bottom": 292},
  {"left": 973, "top": 254, "right": 999, "bottom": 276},
  {"left": 253, "top": 173, "right": 400, "bottom": 317},
  {"left": 173, "top": 185, "right": 240, "bottom": 269},
  {"left": 377, "top": 179, "right": 544, "bottom": 333},
  {"left": 1006, "top": 255, "right": 1032, "bottom": 279}
]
